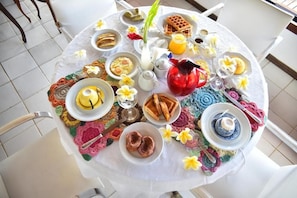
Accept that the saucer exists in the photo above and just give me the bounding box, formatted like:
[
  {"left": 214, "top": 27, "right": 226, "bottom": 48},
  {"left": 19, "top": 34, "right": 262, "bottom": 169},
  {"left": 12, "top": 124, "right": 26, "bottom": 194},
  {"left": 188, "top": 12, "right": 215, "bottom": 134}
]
[
  {"left": 65, "top": 78, "right": 114, "bottom": 121},
  {"left": 201, "top": 103, "right": 251, "bottom": 150}
]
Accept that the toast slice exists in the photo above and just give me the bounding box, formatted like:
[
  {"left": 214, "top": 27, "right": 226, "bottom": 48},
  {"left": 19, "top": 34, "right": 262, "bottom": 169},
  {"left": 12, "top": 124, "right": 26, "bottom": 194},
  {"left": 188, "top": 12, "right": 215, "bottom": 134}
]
[
  {"left": 144, "top": 93, "right": 179, "bottom": 121},
  {"left": 144, "top": 98, "right": 160, "bottom": 121}
]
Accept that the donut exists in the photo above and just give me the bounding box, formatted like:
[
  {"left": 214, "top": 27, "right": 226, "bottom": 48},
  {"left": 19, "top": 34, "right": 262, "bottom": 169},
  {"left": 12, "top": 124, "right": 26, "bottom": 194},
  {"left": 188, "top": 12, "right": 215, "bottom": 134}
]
[
  {"left": 126, "top": 131, "right": 142, "bottom": 152},
  {"left": 137, "top": 136, "right": 155, "bottom": 158}
]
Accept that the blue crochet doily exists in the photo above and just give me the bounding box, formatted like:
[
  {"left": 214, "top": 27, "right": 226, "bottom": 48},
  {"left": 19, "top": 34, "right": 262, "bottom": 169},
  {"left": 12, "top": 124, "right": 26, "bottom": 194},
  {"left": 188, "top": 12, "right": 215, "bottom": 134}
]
[{"left": 180, "top": 86, "right": 226, "bottom": 118}]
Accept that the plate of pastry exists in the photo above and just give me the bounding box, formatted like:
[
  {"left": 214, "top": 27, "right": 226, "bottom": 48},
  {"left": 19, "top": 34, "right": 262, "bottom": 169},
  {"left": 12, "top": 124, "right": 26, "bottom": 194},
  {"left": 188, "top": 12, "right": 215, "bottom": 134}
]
[
  {"left": 119, "top": 122, "right": 164, "bottom": 165},
  {"left": 157, "top": 12, "right": 198, "bottom": 38},
  {"left": 142, "top": 93, "right": 181, "bottom": 126},
  {"left": 120, "top": 8, "right": 146, "bottom": 27},
  {"left": 219, "top": 51, "right": 252, "bottom": 76},
  {"left": 65, "top": 78, "right": 115, "bottom": 121},
  {"left": 200, "top": 103, "right": 251, "bottom": 150}
]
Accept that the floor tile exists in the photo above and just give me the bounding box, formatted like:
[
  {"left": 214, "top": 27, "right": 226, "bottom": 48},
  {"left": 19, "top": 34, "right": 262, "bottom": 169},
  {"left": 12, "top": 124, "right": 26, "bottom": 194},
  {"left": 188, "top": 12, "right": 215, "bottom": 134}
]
[
  {"left": 0, "top": 145, "right": 7, "bottom": 161},
  {"left": 8, "top": 12, "right": 41, "bottom": 34},
  {"left": 268, "top": 110, "right": 294, "bottom": 135},
  {"left": 0, "top": 82, "right": 21, "bottom": 113},
  {"left": 278, "top": 143, "right": 297, "bottom": 164},
  {"left": 263, "top": 62, "right": 293, "bottom": 89},
  {"left": 36, "top": 118, "right": 57, "bottom": 136},
  {"left": 256, "top": 135, "right": 275, "bottom": 156},
  {"left": 3, "top": 124, "right": 41, "bottom": 156},
  {"left": 0, "top": 36, "right": 26, "bottom": 62},
  {"left": 24, "top": 87, "right": 52, "bottom": 113},
  {"left": 40, "top": 56, "right": 62, "bottom": 82},
  {"left": 23, "top": 25, "right": 51, "bottom": 49},
  {"left": 270, "top": 91, "right": 297, "bottom": 128},
  {"left": 262, "top": 127, "right": 282, "bottom": 148},
  {"left": 285, "top": 79, "right": 297, "bottom": 100},
  {"left": 12, "top": 67, "right": 49, "bottom": 100},
  {"left": 0, "top": 65, "right": 9, "bottom": 86},
  {"left": 0, "top": 102, "right": 32, "bottom": 143},
  {"left": 0, "top": 22, "right": 16, "bottom": 42},
  {"left": 2, "top": 51, "right": 38, "bottom": 80},
  {"left": 266, "top": 78, "right": 282, "bottom": 102},
  {"left": 270, "top": 150, "right": 293, "bottom": 166},
  {"left": 29, "top": 38, "right": 62, "bottom": 65}
]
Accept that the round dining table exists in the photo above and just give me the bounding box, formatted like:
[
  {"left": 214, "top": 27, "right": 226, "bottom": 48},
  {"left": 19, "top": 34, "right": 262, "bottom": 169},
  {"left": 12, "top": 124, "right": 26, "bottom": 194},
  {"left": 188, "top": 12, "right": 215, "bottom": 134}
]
[{"left": 51, "top": 6, "right": 269, "bottom": 198}]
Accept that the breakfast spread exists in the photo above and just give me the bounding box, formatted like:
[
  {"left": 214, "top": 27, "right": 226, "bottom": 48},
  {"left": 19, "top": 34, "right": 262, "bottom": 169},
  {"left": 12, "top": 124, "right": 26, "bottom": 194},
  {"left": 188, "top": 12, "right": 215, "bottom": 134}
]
[
  {"left": 144, "top": 93, "right": 179, "bottom": 121},
  {"left": 110, "top": 56, "right": 134, "bottom": 76},
  {"left": 126, "top": 131, "right": 155, "bottom": 158},
  {"left": 164, "top": 15, "right": 192, "bottom": 37},
  {"left": 96, "top": 32, "right": 117, "bottom": 48},
  {"left": 123, "top": 8, "right": 145, "bottom": 22},
  {"left": 76, "top": 86, "right": 104, "bottom": 110}
]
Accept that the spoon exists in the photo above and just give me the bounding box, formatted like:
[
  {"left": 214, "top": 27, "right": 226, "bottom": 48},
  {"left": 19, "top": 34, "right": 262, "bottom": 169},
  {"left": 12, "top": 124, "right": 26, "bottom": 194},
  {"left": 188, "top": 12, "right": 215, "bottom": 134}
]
[{"left": 198, "top": 144, "right": 217, "bottom": 164}]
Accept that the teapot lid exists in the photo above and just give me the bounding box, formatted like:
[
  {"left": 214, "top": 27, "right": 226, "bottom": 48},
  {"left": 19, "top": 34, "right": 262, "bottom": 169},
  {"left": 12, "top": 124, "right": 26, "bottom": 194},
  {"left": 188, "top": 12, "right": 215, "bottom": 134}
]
[{"left": 174, "top": 59, "right": 201, "bottom": 75}]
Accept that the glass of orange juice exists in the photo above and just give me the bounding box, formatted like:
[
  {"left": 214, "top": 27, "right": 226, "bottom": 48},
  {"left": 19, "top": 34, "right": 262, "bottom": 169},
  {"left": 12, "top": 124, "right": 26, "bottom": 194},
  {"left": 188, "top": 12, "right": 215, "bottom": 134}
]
[{"left": 168, "top": 33, "right": 187, "bottom": 55}]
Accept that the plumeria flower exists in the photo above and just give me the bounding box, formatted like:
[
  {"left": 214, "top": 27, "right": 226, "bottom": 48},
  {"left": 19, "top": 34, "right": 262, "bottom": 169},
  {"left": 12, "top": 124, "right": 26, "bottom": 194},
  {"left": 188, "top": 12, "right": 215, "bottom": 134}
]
[
  {"left": 182, "top": 156, "right": 202, "bottom": 170},
  {"left": 219, "top": 55, "right": 236, "bottom": 73},
  {"left": 237, "top": 75, "right": 249, "bottom": 90},
  {"left": 127, "top": 25, "right": 139, "bottom": 34},
  {"left": 116, "top": 85, "right": 137, "bottom": 101},
  {"left": 84, "top": 66, "right": 100, "bottom": 76},
  {"left": 74, "top": 49, "right": 87, "bottom": 59},
  {"left": 176, "top": 128, "right": 193, "bottom": 144},
  {"left": 119, "top": 74, "right": 135, "bottom": 87},
  {"left": 94, "top": 19, "right": 105, "bottom": 30},
  {"left": 159, "top": 124, "right": 178, "bottom": 142}
]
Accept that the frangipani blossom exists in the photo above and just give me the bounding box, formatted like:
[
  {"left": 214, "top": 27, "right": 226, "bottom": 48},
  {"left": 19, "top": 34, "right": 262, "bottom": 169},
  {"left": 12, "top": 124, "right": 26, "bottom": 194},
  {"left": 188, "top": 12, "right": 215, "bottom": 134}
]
[
  {"left": 116, "top": 85, "right": 137, "bottom": 101},
  {"left": 94, "top": 19, "right": 105, "bottom": 30},
  {"left": 219, "top": 55, "right": 236, "bottom": 73},
  {"left": 127, "top": 25, "right": 139, "bottom": 34},
  {"left": 237, "top": 75, "right": 249, "bottom": 90},
  {"left": 119, "top": 74, "right": 135, "bottom": 87},
  {"left": 74, "top": 49, "right": 87, "bottom": 59},
  {"left": 159, "top": 125, "right": 178, "bottom": 142},
  {"left": 203, "top": 45, "right": 217, "bottom": 58},
  {"left": 176, "top": 128, "right": 192, "bottom": 144},
  {"left": 85, "top": 66, "right": 100, "bottom": 75},
  {"left": 183, "top": 156, "right": 201, "bottom": 170}
]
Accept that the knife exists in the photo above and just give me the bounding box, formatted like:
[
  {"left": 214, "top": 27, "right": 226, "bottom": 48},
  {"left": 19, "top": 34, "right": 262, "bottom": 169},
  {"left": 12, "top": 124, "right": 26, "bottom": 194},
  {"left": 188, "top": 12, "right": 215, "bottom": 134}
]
[
  {"left": 222, "top": 91, "right": 263, "bottom": 125},
  {"left": 81, "top": 117, "right": 126, "bottom": 149}
]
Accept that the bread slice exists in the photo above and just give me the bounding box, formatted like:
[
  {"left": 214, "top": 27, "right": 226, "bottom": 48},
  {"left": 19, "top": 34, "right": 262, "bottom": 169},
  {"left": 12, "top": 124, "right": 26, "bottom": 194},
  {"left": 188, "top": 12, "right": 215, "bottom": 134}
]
[
  {"left": 144, "top": 93, "right": 179, "bottom": 121},
  {"left": 144, "top": 98, "right": 160, "bottom": 121}
]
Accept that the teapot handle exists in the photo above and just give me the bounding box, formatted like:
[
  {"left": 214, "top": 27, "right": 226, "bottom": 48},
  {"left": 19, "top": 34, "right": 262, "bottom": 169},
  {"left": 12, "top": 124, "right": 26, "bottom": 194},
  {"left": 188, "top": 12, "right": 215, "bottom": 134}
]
[{"left": 196, "top": 68, "right": 208, "bottom": 88}]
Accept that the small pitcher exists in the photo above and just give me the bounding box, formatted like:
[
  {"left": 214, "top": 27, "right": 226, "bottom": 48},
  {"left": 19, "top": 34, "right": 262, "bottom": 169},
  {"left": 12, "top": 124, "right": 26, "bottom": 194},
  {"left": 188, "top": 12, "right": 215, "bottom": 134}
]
[{"left": 138, "top": 70, "right": 159, "bottom": 91}]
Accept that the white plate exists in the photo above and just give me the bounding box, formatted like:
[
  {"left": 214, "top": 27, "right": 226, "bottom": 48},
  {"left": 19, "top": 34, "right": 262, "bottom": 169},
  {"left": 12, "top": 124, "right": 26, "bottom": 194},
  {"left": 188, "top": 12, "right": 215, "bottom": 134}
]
[
  {"left": 119, "top": 122, "right": 164, "bottom": 165},
  {"left": 119, "top": 8, "right": 146, "bottom": 27},
  {"left": 65, "top": 78, "right": 114, "bottom": 121},
  {"left": 105, "top": 52, "right": 140, "bottom": 80},
  {"left": 142, "top": 93, "right": 181, "bottom": 126},
  {"left": 157, "top": 12, "right": 198, "bottom": 38},
  {"left": 201, "top": 103, "right": 251, "bottom": 150},
  {"left": 219, "top": 51, "right": 252, "bottom": 75}
]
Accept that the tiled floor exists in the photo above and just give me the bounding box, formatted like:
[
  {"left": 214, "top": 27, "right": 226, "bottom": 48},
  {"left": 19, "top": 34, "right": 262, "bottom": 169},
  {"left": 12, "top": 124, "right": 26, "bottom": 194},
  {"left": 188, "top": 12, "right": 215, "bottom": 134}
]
[{"left": 0, "top": 0, "right": 296, "bottom": 178}]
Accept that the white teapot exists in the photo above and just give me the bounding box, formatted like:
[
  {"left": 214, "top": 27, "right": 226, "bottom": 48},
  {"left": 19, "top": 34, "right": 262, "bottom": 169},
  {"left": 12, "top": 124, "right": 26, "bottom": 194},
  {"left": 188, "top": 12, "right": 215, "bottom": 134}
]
[{"left": 138, "top": 70, "right": 159, "bottom": 91}]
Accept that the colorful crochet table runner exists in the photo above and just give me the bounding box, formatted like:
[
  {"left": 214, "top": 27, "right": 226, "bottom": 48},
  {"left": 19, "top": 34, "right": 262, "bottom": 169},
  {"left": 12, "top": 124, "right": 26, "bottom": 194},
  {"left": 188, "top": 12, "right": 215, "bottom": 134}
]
[{"left": 48, "top": 58, "right": 265, "bottom": 174}]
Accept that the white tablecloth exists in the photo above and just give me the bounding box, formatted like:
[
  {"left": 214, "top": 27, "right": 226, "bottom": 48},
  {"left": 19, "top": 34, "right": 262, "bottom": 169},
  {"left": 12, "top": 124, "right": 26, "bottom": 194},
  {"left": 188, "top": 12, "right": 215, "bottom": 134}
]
[{"left": 53, "top": 6, "right": 268, "bottom": 198}]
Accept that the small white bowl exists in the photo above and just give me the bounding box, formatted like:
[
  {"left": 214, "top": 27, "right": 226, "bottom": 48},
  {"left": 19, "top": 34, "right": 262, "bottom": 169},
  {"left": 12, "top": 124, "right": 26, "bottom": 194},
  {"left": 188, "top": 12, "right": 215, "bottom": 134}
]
[
  {"left": 91, "top": 29, "right": 122, "bottom": 52},
  {"left": 119, "top": 122, "right": 164, "bottom": 165},
  {"left": 105, "top": 52, "right": 139, "bottom": 80}
]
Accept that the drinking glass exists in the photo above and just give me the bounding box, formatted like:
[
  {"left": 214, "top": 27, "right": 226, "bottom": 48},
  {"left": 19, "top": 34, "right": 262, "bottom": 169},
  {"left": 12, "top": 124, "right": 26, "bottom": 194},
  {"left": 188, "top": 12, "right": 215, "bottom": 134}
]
[{"left": 117, "top": 93, "right": 140, "bottom": 123}]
